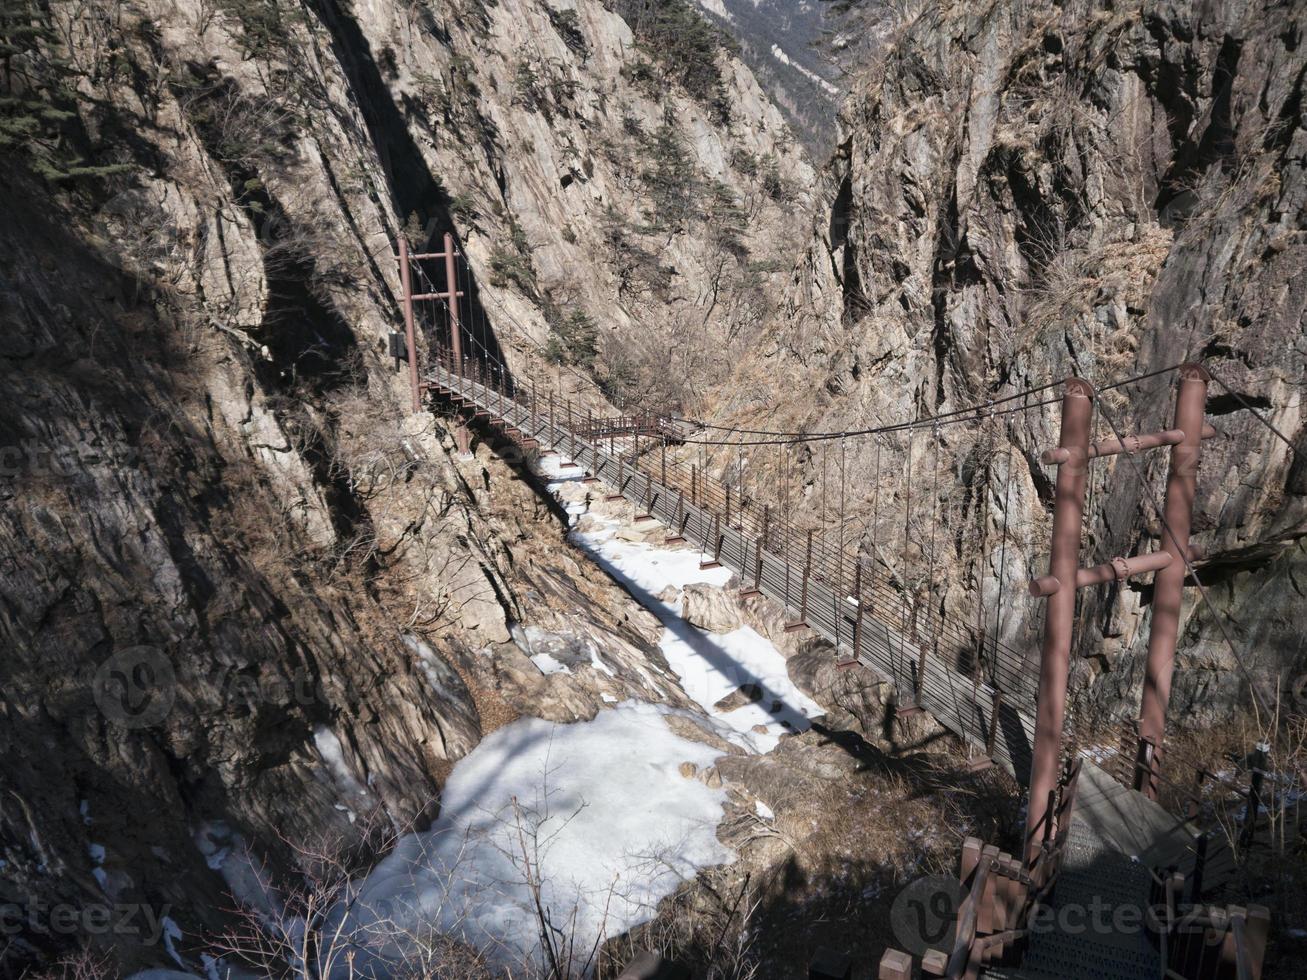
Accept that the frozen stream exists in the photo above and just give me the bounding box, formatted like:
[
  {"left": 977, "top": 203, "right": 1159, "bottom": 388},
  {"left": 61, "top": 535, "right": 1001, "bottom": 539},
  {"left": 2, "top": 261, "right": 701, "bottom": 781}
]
[{"left": 142, "top": 449, "right": 823, "bottom": 978}]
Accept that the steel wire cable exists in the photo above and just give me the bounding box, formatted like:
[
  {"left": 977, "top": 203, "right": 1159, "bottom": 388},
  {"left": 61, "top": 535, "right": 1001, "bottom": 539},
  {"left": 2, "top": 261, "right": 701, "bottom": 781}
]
[
  {"left": 410, "top": 235, "right": 1190, "bottom": 446},
  {"left": 668, "top": 363, "right": 1189, "bottom": 441},
  {"left": 1207, "top": 367, "right": 1301, "bottom": 455},
  {"left": 409, "top": 248, "right": 1274, "bottom": 727}
]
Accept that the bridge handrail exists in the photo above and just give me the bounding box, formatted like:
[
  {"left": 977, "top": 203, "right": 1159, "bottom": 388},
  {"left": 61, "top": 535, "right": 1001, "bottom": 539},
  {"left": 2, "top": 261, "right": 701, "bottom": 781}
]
[
  {"left": 922, "top": 759, "right": 1083, "bottom": 978},
  {"left": 420, "top": 320, "right": 1042, "bottom": 705},
  {"left": 423, "top": 321, "right": 1049, "bottom": 772}
]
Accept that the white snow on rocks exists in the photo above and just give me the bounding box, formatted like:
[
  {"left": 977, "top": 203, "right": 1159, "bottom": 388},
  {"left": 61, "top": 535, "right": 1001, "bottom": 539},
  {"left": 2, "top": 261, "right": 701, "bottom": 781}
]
[
  {"left": 563, "top": 500, "right": 822, "bottom": 753},
  {"left": 769, "top": 43, "right": 840, "bottom": 95},
  {"left": 657, "top": 616, "right": 823, "bottom": 752},
  {"left": 129, "top": 445, "right": 830, "bottom": 978},
  {"left": 313, "top": 725, "right": 371, "bottom": 816},
  {"left": 530, "top": 650, "right": 572, "bottom": 675},
  {"left": 569, "top": 510, "right": 733, "bottom": 596},
  {"left": 335, "top": 702, "right": 733, "bottom": 974}
]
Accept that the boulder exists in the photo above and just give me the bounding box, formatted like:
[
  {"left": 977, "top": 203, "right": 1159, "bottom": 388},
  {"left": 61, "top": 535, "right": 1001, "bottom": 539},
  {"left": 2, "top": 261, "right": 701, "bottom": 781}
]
[
  {"left": 713, "top": 682, "right": 763, "bottom": 712},
  {"left": 682, "top": 583, "right": 742, "bottom": 633}
]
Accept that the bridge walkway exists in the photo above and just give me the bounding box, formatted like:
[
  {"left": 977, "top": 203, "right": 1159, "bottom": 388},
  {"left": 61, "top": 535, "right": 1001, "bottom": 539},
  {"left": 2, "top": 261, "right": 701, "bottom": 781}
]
[{"left": 429, "top": 362, "right": 1039, "bottom": 781}]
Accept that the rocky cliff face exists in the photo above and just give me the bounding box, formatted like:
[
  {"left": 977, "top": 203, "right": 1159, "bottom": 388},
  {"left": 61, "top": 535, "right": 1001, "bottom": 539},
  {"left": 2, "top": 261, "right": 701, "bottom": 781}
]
[
  {"left": 692, "top": 0, "right": 842, "bottom": 157},
  {"left": 710, "top": 0, "right": 1305, "bottom": 726},
  {"left": 0, "top": 0, "right": 812, "bottom": 972}
]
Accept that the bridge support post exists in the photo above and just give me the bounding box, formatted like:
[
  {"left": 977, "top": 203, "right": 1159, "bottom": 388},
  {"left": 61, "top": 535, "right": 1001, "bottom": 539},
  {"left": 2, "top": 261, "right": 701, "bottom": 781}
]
[
  {"left": 561, "top": 398, "right": 579, "bottom": 467},
  {"left": 740, "top": 536, "right": 762, "bottom": 598},
  {"left": 1136, "top": 364, "right": 1209, "bottom": 799},
  {"left": 397, "top": 237, "right": 422, "bottom": 414},
  {"left": 1025, "top": 378, "right": 1093, "bottom": 866},
  {"left": 442, "top": 232, "right": 470, "bottom": 454},
  {"left": 667, "top": 492, "right": 687, "bottom": 544}
]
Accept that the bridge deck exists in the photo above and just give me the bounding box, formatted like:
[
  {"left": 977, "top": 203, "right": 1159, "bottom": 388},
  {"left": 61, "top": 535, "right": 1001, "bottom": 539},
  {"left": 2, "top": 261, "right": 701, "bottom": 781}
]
[
  {"left": 430, "top": 366, "right": 1040, "bottom": 780},
  {"left": 985, "top": 761, "right": 1220, "bottom": 980}
]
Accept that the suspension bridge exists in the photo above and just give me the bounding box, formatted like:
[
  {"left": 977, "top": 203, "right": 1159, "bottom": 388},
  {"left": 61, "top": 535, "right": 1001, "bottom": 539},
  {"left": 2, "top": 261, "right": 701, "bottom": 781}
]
[{"left": 394, "top": 236, "right": 1283, "bottom": 980}]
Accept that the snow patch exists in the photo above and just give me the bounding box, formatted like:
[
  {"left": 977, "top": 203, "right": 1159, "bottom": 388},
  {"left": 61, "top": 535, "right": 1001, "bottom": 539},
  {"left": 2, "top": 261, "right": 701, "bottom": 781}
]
[
  {"left": 694, "top": 0, "right": 734, "bottom": 21},
  {"left": 553, "top": 470, "right": 823, "bottom": 753},
  {"left": 338, "top": 703, "right": 734, "bottom": 973},
  {"left": 313, "top": 725, "right": 370, "bottom": 810},
  {"left": 531, "top": 651, "right": 572, "bottom": 675},
  {"left": 161, "top": 917, "right": 185, "bottom": 967},
  {"left": 404, "top": 635, "right": 461, "bottom": 701},
  {"left": 193, "top": 822, "right": 280, "bottom": 919},
  {"left": 571, "top": 516, "right": 733, "bottom": 596},
  {"left": 658, "top": 619, "right": 823, "bottom": 752},
  {"left": 770, "top": 43, "right": 839, "bottom": 95}
]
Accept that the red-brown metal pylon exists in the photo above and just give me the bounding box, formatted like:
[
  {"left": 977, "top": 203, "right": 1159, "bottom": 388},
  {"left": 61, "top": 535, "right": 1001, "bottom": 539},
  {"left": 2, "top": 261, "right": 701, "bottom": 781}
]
[
  {"left": 1136, "top": 363, "right": 1210, "bottom": 798},
  {"left": 1025, "top": 378, "right": 1093, "bottom": 864},
  {"left": 442, "top": 232, "right": 470, "bottom": 454},
  {"left": 398, "top": 236, "right": 422, "bottom": 414},
  {"left": 397, "top": 233, "right": 472, "bottom": 452},
  {"left": 1024, "top": 366, "right": 1213, "bottom": 849}
]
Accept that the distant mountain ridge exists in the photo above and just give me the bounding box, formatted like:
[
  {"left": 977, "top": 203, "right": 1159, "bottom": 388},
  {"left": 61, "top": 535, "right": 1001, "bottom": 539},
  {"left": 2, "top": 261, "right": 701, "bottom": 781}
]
[{"left": 693, "top": 0, "right": 841, "bottom": 158}]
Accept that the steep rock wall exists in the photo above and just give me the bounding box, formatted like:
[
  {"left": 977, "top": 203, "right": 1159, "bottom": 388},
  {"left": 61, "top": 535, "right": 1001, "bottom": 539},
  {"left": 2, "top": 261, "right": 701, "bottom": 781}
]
[
  {"left": 712, "top": 0, "right": 1306, "bottom": 726},
  {"left": 0, "top": 0, "right": 811, "bottom": 971}
]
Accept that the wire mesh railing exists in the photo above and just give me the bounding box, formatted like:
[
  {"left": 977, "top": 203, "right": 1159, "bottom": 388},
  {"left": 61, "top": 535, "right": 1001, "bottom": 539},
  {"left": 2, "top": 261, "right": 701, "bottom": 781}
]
[
  {"left": 422, "top": 338, "right": 1040, "bottom": 777},
  {"left": 395, "top": 236, "right": 1053, "bottom": 775}
]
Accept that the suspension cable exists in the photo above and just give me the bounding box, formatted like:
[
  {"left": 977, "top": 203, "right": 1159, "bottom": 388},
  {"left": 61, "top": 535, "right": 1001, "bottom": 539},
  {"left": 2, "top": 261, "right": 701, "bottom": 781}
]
[{"left": 1207, "top": 367, "right": 1301, "bottom": 455}]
